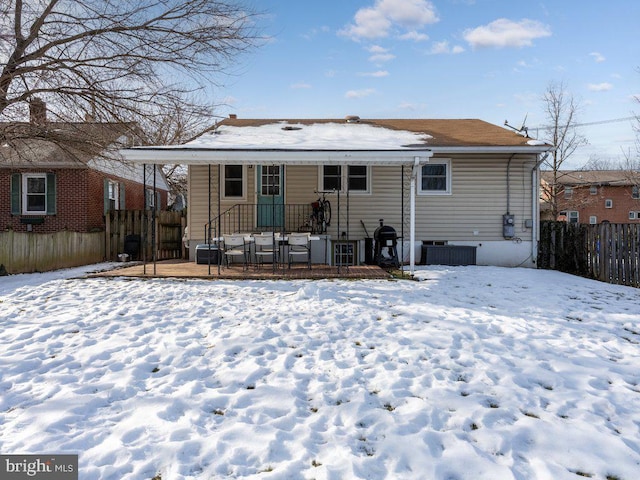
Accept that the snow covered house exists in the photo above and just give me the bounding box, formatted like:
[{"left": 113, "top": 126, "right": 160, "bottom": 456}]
[{"left": 122, "top": 116, "right": 552, "bottom": 270}]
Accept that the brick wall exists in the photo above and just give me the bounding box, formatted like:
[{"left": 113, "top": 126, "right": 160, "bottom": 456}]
[
  {"left": 556, "top": 185, "right": 640, "bottom": 224},
  {"left": 1, "top": 168, "right": 90, "bottom": 233},
  {"left": 2, "top": 168, "right": 170, "bottom": 234}
]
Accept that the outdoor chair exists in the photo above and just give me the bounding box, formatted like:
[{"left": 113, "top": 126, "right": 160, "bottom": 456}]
[
  {"left": 287, "top": 232, "right": 311, "bottom": 269},
  {"left": 252, "top": 233, "right": 280, "bottom": 268},
  {"left": 222, "top": 234, "right": 248, "bottom": 269}
]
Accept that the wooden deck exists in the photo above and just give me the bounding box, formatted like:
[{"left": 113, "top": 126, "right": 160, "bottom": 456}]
[{"left": 92, "top": 259, "right": 393, "bottom": 280}]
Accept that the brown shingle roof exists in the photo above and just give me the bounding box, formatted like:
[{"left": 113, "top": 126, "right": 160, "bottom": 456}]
[
  {"left": 217, "top": 118, "right": 547, "bottom": 148},
  {"left": 0, "top": 122, "right": 138, "bottom": 167},
  {"left": 541, "top": 170, "right": 640, "bottom": 186}
]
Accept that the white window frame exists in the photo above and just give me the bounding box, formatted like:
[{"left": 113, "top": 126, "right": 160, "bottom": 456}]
[
  {"left": 22, "top": 173, "right": 47, "bottom": 215},
  {"left": 590, "top": 186, "right": 598, "bottom": 195},
  {"left": 418, "top": 158, "right": 452, "bottom": 196},
  {"left": 589, "top": 215, "right": 597, "bottom": 224},
  {"left": 318, "top": 165, "right": 371, "bottom": 194},
  {"left": 605, "top": 199, "right": 613, "bottom": 209},
  {"left": 107, "top": 180, "right": 120, "bottom": 211},
  {"left": 567, "top": 211, "right": 579, "bottom": 224},
  {"left": 629, "top": 211, "right": 636, "bottom": 220},
  {"left": 222, "top": 164, "right": 246, "bottom": 200},
  {"left": 145, "top": 188, "right": 155, "bottom": 209},
  {"left": 564, "top": 187, "right": 573, "bottom": 199}
]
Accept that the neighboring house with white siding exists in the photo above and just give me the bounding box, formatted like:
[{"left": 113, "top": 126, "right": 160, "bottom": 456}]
[{"left": 122, "top": 116, "right": 553, "bottom": 269}]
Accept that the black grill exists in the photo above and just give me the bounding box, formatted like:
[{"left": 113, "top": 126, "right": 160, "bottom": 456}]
[{"left": 373, "top": 219, "right": 399, "bottom": 268}]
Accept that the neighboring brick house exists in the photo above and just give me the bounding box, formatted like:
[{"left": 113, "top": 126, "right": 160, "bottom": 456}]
[
  {"left": 541, "top": 170, "right": 640, "bottom": 224},
  {"left": 1, "top": 118, "right": 169, "bottom": 234}
]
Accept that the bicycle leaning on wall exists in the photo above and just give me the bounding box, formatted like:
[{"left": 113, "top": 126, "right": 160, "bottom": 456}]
[{"left": 310, "top": 191, "right": 332, "bottom": 234}]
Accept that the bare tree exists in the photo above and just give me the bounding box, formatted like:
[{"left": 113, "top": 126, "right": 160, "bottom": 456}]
[
  {"left": 539, "top": 81, "right": 588, "bottom": 219},
  {"left": 0, "top": 0, "right": 260, "bottom": 151},
  {"left": 134, "top": 94, "right": 223, "bottom": 208}
]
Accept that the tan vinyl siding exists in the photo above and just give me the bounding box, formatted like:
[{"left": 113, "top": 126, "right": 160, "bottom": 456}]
[
  {"left": 415, "top": 155, "right": 536, "bottom": 241},
  {"left": 188, "top": 154, "right": 537, "bottom": 243},
  {"left": 188, "top": 164, "right": 256, "bottom": 238}
]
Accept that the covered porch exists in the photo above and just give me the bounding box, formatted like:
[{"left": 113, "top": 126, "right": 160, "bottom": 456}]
[{"left": 122, "top": 120, "right": 434, "bottom": 277}]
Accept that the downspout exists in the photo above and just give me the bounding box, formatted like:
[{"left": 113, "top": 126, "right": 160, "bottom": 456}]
[
  {"left": 506, "top": 154, "right": 515, "bottom": 216},
  {"left": 531, "top": 152, "right": 550, "bottom": 265}
]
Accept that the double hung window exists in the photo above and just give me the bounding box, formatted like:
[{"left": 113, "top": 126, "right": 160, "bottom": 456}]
[
  {"left": 320, "top": 165, "right": 370, "bottom": 193},
  {"left": 419, "top": 159, "right": 451, "bottom": 195}
]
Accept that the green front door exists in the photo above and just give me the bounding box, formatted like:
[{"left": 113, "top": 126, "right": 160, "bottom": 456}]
[{"left": 257, "top": 165, "right": 284, "bottom": 230}]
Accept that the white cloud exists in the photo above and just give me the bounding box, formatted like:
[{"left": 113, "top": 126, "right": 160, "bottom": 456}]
[
  {"left": 290, "top": 83, "right": 312, "bottom": 89},
  {"left": 589, "top": 52, "right": 606, "bottom": 63},
  {"left": 463, "top": 18, "right": 551, "bottom": 49},
  {"left": 369, "top": 52, "right": 396, "bottom": 63},
  {"left": 339, "top": 0, "right": 438, "bottom": 41},
  {"left": 367, "top": 45, "right": 395, "bottom": 63},
  {"left": 345, "top": 88, "right": 376, "bottom": 99},
  {"left": 367, "top": 45, "right": 388, "bottom": 53},
  {"left": 587, "top": 82, "right": 613, "bottom": 92},
  {"left": 428, "top": 40, "right": 465, "bottom": 55},
  {"left": 399, "top": 31, "right": 429, "bottom": 42},
  {"left": 358, "top": 70, "right": 390, "bottom": 77},
  {"left": 398, "top": 101, "right": 427, "bottom": 111}
]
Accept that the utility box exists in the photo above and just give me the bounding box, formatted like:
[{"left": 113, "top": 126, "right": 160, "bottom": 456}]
[
  {"left": 195, "top": 244, "right": 220, "bottom": 265},
  {"left": 503, "top": 214, "right": 515, "bottom": 239}
]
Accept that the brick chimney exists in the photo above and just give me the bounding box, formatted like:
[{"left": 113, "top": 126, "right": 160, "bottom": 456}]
[
  {"left": 29, "top": 98, "right": 47, "bottom": 125},
  {"left": 229, "top": 114, "right": 237, "bottom": 119}
]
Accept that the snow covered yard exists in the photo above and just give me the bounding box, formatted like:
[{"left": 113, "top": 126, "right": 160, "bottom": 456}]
[{"left": 0, "top": 265, "right": 639, "bottom": 480}]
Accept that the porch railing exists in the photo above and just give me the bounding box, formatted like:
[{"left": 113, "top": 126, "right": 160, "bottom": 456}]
[{"left": 204, "top": 203, "right": 313, "bottom": 242}]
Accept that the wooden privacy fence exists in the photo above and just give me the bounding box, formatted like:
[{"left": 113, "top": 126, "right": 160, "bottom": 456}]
[
  {"left": 106, "top": 210, "right": 186, "bottom": 262},
  {"left": 538, "top": 221, "right": 640, "bottom": 287},
  {"left": 0, "top": 230, "right": 104, "bottom": 274}
]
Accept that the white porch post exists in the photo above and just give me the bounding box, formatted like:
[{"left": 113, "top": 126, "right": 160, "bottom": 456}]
[{"left": 410, "top": 157, "right": 419, "bottom": 276}]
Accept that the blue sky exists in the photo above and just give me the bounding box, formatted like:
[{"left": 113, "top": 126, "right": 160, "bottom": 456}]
[{"left": 214, "top": 0, "right": 639, "bottom": 168}]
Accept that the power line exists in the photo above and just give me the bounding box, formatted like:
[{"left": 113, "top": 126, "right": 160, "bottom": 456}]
[{"left": 530, "top": 116, "right": 637, "bottom": 130}]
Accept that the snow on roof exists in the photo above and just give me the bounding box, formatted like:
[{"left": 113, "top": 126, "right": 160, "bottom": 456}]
[{"left": 171, "top": 121, "right": 432, "bottom": 151}]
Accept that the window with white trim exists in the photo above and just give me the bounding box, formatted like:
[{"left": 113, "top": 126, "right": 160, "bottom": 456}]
[
  {"left": 319, "top": 165, "right": 370, "bottom": 193},
  {"left": 419, "top": 159, "right": 451, "bottom": 195},
  {"left": 10, "top": 173, "right": 56, "bottom": 215},
  {"left": 223, "top": 165, "right": 245, "bottom": 199},
  {"left": 260, "top": 166, "right": 281, "bottom": 196},
  {"left": 590, "top": 186, "right": 598, "bottom": 195},
  {"left": 107, "top": 180, "right": 119, "bottom": 211},
  {"left": 567, "top": 211, "right": 579, "bottom": 224},
  {"left": 629, "top": 211, "right": 636, "bottom": 220},
  {"left": 564, "top": 187, "right": 573, "bottom": 199},
  {"left": 589, "top": 215, "right": 597, "bottom": 224},
  {"left": 145, "top": 188, "right": 155, "bottom": 209},
  {"left": 23, "top": 174, "right": 47, "bottom": 214},
  {"left": 605, "top": 199, "right": 613, "bottom": 209}
]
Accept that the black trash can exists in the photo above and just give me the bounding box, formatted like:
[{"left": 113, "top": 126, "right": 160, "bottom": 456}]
[{"left": 124, "top": 234, "right": 141, "bottom": 260}]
